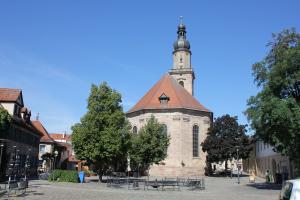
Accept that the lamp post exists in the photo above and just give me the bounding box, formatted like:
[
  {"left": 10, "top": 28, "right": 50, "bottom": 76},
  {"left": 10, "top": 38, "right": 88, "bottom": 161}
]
[
  {"left": 229, "top": 153, "right": 232, "bottom": 179},
  {"left": 236, "top": 147, "right": 240, "bottom": 184},
  {"left": 8, "top": 146, "right": 17, "bottom": 182},
  {"left": 53, "top": 150, "right": 58, "bottom": 172},
  {"left": 14, "top": 149, "right": 20, "bottom": 181},
  {"left": 0, "top": 143, "right": 4, "bottom": 173},
  {"left": 51, "top": 150, "right": 58, "bottom": 181},
  {"left": 24, "top": 148, "right": 31, "bottom": 181}
]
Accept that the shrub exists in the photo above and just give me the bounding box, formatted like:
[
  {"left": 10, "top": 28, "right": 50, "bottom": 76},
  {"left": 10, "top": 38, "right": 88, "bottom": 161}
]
[{"left": 48, "top": 170, "right": 79, "bottom": 183}]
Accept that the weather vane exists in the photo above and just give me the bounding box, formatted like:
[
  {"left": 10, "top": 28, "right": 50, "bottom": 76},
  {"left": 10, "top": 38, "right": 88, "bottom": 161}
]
[{"left": 179, "top": 16, "right": 183, "bottom": 24}]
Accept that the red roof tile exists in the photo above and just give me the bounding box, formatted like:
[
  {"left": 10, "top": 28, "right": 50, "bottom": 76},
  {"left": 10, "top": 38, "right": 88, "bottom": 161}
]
[
  {"left": 68, "top": 155, "right": 79, "bottom": 162},
  {"left": 50, "top": 133, "right": 71, "bottom": 141},
  {"left": 32, "top": 120, "right": 55, "bottom": 143},
  {"left": 128, "top": 74, "right": 211, "bottom": 113},
  {"left": 0, "top": 88, "right": 21, "bottom": 102}
]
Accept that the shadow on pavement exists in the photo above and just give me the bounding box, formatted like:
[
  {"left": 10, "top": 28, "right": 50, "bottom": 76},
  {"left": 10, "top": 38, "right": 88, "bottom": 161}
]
[{"left": 246, "top": 183, "right": 281, "bottom": 190}]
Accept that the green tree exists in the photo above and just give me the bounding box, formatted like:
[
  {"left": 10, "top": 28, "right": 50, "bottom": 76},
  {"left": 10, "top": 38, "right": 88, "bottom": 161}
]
[
  {"left": 129, "top": 115, "right": 170, "bottom": 174},
  {"left": 71, "top": 82, "right": 131, "bottom": 181},
  {"left": 201, "top": 115, "right": 251, "bottom": 172},
  {"left": 0, "top": 106, "right": 11, "bottom": 135},
  {"left": 245, "top": 28, "right": 300, "bottom": 176}
]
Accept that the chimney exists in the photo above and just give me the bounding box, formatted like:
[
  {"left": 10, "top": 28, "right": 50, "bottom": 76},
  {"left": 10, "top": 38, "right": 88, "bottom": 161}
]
[
  {"left": 63, "top": 131, "right": 66, "bottom": 138},
  {"left": 36, "top": 112, "right": 39, "bottom": 121}
]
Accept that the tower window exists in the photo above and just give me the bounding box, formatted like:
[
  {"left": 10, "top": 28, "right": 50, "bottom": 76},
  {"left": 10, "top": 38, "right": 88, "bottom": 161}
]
[
  {"left": 193, "top": 125, "right": 199, "bottom": 157},
  {"left": 179, "top": 81, "right": 184, "bottom": 87}
]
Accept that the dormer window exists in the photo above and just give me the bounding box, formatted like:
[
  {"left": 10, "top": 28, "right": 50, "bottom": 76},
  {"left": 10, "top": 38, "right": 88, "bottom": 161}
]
[
  {"left": 159, "top": 93, "right": 170, "bottom": 105},
  {"left": 14, "top": 104, "right": 21, "bottom": 117}
]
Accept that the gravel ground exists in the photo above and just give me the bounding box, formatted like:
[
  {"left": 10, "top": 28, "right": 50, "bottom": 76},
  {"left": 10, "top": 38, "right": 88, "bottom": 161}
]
[{"left": 0, "top": 176, "right": 280, "bottom": 200}]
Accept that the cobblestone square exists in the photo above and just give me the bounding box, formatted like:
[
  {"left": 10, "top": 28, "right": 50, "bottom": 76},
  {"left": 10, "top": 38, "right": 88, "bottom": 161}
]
[{"left": 1, "top": 176, "right": 280, "bottom": 200}]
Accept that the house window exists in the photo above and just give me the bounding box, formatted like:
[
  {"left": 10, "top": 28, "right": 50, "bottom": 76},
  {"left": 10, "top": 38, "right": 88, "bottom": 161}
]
[
  {"left": 179, "top": 81, "right": 184, "bottom": 87},
  {"left": 39, "top": 145, "right": 46, "bottom": 153},
  {"left": 193, "top": 125, "right": 199, "bottom": 157},
  {"left": 133, "top": 126, "right": 137, "bottom": 134},
  {"left": 14, "top": 104, "right": 20, "bottom": 116}
]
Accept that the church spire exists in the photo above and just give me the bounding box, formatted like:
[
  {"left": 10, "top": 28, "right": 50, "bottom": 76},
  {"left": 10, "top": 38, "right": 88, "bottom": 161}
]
[
  {"left": 169, "top": 18, "right": 195, "bottom": 96},
  {"left": 173, "top": 17, "right": 190, "bottom": 53}
]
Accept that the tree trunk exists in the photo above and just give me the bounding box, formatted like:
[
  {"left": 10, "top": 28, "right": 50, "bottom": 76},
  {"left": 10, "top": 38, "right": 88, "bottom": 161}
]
[{"left": 225, "top": 160, "right": 228, "bottom": 173}]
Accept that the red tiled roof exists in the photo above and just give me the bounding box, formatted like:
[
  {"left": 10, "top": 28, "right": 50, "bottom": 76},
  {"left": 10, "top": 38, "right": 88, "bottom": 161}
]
[
  {"left": 68, "top": 155, "right": 79, "bottom": 162},
  {"left": 128, "top": 74, "right": 211, "bottom": 113},
  {"left": 32, "top": 120, "right": 55, "bottom": 143},
  {"left": 0, "top": 88, "right": 21, "bottom": 102},
  {"left": 50, "top": 133, "right": 71, "bottom": 141}
]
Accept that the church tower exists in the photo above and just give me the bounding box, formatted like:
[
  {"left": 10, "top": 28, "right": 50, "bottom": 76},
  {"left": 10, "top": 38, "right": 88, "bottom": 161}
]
[{"left": 169, "top": 21, "right": 195, "bottom": 96}]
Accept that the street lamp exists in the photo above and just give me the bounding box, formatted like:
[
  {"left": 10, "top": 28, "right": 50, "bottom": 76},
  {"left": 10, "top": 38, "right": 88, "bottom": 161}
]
[
  {"left": 54, "top": 151, "right": 58, "bottom": 170},
  {"left": 229, "top": 153, "right": 232, "bottom": 179},
  {"left": 8, "top": 146, "right": 17, "bottom": 182},
  {"left": 24, "top": 148, "right": 31, "bottom": 181},
  {"left": 0, "top": 143, "right": 4, "bottom": 173},
  {"left": 236, "top": 146, "right": 240, "bottom": 184},
  {"left": 14, "top": 149, "right": 20, "bottom": 181},
  {"left": 51, "top": 151, "right": 58, "bottom": 181}
]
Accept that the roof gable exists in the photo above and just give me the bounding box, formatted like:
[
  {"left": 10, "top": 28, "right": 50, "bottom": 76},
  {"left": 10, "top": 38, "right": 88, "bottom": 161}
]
[
  {"left": 0, "top": 88, "right": 23, "bottom": 106},
  {"left": 127, "top": 74, "right": 211, "bottom": 113},
  {"left": 32, "top": 120, "right": 55, "bottom": 143}
]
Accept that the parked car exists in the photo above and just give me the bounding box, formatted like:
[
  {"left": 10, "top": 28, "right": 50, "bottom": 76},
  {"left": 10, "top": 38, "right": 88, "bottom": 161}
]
[{"left": 279, "top": 179, "right": 300, "bottom": 200}]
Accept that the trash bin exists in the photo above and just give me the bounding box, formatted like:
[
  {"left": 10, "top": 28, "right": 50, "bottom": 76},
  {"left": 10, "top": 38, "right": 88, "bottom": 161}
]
[{"left": 79, "top": 171, "right": 85, "bottom": 183}]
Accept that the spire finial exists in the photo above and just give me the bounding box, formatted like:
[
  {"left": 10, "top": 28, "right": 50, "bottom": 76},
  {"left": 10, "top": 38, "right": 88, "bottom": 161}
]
[
  {"left": 179, "top": 16, "right": 183, "bottom": 24},
  {"left": 36, "top": 112, "right": 39, "bottom": 121}
]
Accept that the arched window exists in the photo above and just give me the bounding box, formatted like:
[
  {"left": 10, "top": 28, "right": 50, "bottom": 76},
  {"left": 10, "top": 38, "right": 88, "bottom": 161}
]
[
  {"left": 193, "top": 125, "right": 199, "bottom": 157},
  {"left": 133, "top": 126, "right": 137, "bottom": 134},
  {"left": 179, "top": 81, "right": 184, "bottom": 87}
]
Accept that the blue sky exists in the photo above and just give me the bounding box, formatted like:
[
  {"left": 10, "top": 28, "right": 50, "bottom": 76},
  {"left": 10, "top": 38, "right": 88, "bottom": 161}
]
[{"left": 0, "top": 0, "right": 299, "bottom": 134}]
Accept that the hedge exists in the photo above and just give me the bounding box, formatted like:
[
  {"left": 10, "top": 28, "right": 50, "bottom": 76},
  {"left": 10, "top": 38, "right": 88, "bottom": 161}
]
[{"left": 48, "top": 170, "right": 79, "bottom": 183}]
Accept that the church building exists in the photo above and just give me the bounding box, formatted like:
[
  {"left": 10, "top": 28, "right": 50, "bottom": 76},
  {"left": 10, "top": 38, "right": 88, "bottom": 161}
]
[{"left": 126, "top": 22, "right": 213, "bottom": 177}]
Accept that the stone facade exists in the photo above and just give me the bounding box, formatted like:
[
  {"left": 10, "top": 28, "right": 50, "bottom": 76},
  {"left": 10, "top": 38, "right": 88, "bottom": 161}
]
[{"left": 127, "top": 110, "right": 211, "bottom": 177}]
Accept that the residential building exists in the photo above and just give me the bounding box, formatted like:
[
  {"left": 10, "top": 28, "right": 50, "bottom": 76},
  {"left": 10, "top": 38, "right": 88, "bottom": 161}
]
[
  {"left": 32, "top": 120, "right": 65, "bottom": 172},
  {"left": 243, "top": 140, "right": 292, "bottom": 182},
  {"left": 0, "top": 88, "right": 42, "bottom": 181},
  {"left": 50, "top": 133, "right": 78, "bottom": 170}
]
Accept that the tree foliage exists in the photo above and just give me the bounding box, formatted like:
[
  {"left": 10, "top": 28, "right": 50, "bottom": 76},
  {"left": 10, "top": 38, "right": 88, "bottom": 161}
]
[
  {"left": 0, "top": 106, "right": 11, "bottom": 134},
  {"left": 129, "top": 115, "right": 170, "bottom": 172},
  {"left": 201, "top": 115, "right": 251, "bottom": 171},
  {"left": 71, "top": 82, "right": 131, "bottom": 181},
  {"left": 245, "top": 28, "right": 300, "bottom": 163}
]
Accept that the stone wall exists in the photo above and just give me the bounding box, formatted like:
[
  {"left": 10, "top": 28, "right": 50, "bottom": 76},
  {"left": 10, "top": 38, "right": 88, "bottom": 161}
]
[{"left": 127, "top": 109, "right": 211, "bottom": 177}]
